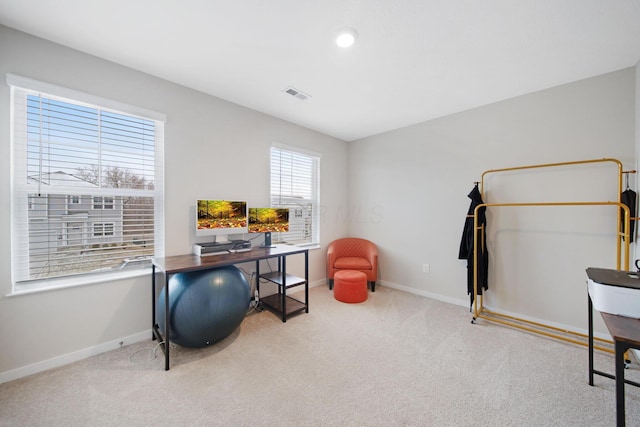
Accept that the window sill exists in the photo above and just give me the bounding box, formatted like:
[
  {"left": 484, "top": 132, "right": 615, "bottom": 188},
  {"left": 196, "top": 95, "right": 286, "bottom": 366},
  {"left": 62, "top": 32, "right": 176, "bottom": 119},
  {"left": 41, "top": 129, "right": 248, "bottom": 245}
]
[
  {"left": 277, "top": 242, "right": 321, "bottom": 250},
  {"left": 6, "top": 268, "right": 150, "bottom": 298}
]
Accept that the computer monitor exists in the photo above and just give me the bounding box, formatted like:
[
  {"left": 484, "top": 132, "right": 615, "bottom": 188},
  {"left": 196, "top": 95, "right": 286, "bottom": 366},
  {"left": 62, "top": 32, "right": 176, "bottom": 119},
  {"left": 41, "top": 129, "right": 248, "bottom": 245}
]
[
  {"left": 248, "top": 207, "right": 289, "bottom": 247},
  {"left": 196, "top": 200, "right": 248, "bottom": 240}
]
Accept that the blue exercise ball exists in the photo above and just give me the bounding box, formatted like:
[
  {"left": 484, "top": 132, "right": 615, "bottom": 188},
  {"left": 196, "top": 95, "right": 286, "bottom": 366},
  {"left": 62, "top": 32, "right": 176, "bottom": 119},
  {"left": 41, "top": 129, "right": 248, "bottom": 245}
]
[{"left": 156, "top": 266, "right": 250, "bottom": 348}]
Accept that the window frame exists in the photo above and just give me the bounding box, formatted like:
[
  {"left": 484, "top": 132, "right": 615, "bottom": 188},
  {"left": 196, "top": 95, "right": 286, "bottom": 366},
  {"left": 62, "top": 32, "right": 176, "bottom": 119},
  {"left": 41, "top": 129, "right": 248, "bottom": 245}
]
[
  {"left": 92, "top": 196, "right": 114, "bottom": 210},
  {"left": 93, "top": 222, "right": 115, "bottom": 237},
  {"left": 8, "top": 74, "right": 166, "bottom": 294},
  {"left": 270, "top": 143, "right": 320, "bottom": 247}
]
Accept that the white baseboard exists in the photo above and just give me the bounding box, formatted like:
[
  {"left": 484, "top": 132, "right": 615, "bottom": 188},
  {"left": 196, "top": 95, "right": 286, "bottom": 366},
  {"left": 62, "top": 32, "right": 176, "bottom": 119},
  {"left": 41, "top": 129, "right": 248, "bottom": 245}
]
[
  {"left": 381, "top": 279, "right": 470, "bottom": 308},
  {"left": 477, "top": 304, "right": 614, "bottom": 342},
  {"left": 2, "top": 281, "right": 326, "bottom": 384},
  {"left": 2, "top": 278, "right": 617, "bottom": 384},
  {"left": 0, "top": 330, "right": 151, "bottom": 385},
  {"left": 379, "top": 280, "right": 615, "bottom": 342}
]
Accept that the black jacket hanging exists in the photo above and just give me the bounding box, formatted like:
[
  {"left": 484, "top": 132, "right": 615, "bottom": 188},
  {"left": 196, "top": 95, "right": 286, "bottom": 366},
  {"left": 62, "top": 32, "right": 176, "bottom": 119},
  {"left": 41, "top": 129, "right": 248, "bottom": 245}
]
[
  {"left": 459, "top": 184, "right": 489, "bottom": 308},
  {"left": 621, "top": 188, "right": 636, "bottom": 243}
]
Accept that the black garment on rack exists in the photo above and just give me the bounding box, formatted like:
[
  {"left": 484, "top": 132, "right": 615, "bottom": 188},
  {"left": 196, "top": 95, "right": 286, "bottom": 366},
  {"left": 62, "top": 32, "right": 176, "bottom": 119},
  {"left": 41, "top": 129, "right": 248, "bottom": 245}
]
[
  {"left": 458, "top": 184, "right": 489, "bottom": 308},
  {"left": 621, "top": 188, "right": 636, "bottom": 243}
]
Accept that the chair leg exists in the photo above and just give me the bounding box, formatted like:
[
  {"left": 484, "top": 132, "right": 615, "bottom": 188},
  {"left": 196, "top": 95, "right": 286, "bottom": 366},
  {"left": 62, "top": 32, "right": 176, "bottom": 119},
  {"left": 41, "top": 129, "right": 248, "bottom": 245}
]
[
  {"left": 328, "top": 278, "right": 334, "bottom": 290},
  {"left": 370, "top": 281, "right": 375, "bottom": 292}
]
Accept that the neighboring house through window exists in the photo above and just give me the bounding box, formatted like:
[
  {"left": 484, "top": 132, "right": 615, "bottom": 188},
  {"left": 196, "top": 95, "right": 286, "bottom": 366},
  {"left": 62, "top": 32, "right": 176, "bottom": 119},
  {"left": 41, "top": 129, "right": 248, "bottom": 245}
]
[{"left": 8, "top": 74, "right": 165, "bottom": 292}]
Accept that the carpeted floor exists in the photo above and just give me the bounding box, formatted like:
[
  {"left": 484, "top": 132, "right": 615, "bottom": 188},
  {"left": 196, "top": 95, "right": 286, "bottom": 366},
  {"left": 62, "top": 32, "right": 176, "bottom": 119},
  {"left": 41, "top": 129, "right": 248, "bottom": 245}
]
[{"left": 1, "top": 285, "right": 639, "bottom": 426}]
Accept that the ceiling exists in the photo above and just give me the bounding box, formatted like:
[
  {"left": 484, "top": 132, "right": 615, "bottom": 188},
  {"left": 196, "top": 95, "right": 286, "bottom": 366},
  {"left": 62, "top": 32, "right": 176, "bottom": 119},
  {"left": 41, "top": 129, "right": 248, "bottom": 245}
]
[{"left": 1, "top": 1, "right": 640, "bottom": 141}]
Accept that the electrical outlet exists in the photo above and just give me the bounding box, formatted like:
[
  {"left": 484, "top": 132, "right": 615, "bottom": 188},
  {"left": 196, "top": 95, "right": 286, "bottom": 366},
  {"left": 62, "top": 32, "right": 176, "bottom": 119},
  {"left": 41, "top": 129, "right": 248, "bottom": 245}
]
[{"left": 422, "top": 264, "right": 430, "bottom": 273}]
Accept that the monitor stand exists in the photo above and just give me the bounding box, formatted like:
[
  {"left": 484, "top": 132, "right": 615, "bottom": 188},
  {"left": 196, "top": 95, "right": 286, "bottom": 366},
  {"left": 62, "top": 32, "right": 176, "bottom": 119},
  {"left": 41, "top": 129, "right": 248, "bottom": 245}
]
[{"left": 262, "top": 232, "right": 276, "bottom": 248}]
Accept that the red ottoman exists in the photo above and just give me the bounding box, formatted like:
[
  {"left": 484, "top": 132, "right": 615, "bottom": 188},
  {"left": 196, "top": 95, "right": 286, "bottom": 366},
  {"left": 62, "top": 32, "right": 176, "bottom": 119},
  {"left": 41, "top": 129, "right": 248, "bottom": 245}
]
[{"left": 334, "top": 270, "right": 368, "bottom": 303}]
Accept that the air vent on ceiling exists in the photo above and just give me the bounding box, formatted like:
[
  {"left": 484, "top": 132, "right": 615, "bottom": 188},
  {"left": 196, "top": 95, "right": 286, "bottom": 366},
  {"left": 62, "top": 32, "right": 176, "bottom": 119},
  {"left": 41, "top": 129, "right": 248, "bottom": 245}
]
[{"left": 283, "top": 86, "right": 311, "bottom": 101}]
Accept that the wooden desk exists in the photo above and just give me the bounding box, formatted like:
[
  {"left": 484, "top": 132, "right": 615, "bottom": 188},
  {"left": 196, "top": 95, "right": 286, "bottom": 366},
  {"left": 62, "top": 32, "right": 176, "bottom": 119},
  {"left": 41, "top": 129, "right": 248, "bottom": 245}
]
[
  {"left": 588, "top": 295, "right": 640, "bottom": 427},
  {"left": 152, "top": 245, "right": 309, "bottom": 370},
  {"left": 601, "top": 312, "right": 640, "bottom": 427}
]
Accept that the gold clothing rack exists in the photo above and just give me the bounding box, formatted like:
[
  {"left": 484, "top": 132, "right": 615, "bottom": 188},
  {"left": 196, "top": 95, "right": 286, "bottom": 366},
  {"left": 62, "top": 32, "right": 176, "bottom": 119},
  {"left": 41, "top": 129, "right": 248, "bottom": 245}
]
[{"left": 470, "top": 158, "right": 631, "bottom": 353}]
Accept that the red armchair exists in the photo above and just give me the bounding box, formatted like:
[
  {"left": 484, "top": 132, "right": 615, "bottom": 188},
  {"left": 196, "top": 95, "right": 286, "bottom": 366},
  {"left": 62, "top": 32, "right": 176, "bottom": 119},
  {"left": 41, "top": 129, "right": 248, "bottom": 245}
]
[{"left": 327, "top": 238, "right": 378, "bottom": 292}]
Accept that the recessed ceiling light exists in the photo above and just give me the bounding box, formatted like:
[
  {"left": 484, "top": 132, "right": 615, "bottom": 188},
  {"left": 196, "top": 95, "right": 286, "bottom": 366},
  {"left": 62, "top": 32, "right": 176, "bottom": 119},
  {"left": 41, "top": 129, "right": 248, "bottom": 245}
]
[{"left": 336, "top": 28, "right": 358, "bottom": 48}]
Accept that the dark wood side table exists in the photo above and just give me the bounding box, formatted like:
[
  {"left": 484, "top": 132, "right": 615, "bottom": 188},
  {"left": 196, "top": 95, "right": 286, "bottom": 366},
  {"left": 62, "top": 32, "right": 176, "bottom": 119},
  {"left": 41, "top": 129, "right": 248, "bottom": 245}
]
[
  {"left": 599, "top": 312, "right": 640, "bottom": 427},
  {"left": 586, "top": 268, "right": 640, "bottom": 427}
]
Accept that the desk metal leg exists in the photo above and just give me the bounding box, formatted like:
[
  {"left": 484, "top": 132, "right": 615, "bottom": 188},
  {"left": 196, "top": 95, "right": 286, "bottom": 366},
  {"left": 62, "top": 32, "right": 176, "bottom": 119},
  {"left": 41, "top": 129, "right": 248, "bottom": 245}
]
[
  {"left": 152, "top": 265, "right": 157, "bottom": 341},
  {"left": 588, "top": 294, "right": 594, "bottom": 386},
  {"left": 163, "top": 274, "right": 170, "bottom": 371},
  {"left": 255, "top": 260, "right": 260, "bottom": 302},
  {"left": 282, "top": 256, "right": 287, "bottom": 323},
  {"left": 615, "top": 340, "right": 626, "bottom": 427},
  {"left": 151, "top": 266, "right": 171, "bottom": 370},
  {"left": 305, "top": 251, "right": 309, "bottom": 313}
]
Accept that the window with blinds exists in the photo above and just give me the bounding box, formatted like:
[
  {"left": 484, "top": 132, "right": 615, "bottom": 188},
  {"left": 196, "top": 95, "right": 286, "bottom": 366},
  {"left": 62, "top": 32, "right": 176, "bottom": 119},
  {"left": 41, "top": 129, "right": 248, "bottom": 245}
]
[
  {"left": 8, "top": 75, "right": 165, "bottom": 290},
  {"left": 270, "top": 145, "right": 320, "bottom": 246}
]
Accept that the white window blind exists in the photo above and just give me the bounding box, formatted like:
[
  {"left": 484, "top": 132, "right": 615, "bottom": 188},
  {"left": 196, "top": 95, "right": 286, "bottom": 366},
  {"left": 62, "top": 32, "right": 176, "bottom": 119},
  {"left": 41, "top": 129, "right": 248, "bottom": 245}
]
[
  {"left": 9, "top": 75, "right": 165, "bottom": 290},
  {"left": 270, "top": 145, "right": 320, "bottom": 246}
]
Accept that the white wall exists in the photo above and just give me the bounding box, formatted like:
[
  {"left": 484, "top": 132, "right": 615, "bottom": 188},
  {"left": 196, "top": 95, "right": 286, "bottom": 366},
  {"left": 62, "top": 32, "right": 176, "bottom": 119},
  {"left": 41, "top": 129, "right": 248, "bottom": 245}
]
[
  {"left": 348, "top": 68, "right": 636, "bottom": 335},
  {"left": 0, "top": 25, "right": 349, "bottom": 381}
]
